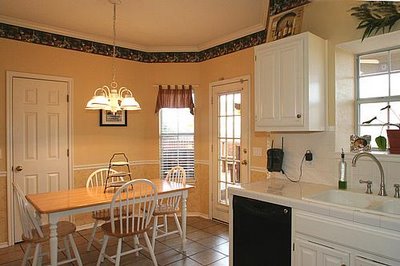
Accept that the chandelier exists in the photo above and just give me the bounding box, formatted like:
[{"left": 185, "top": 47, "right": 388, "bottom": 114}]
[{"left": 86, "top": 0, "right": 140, "bottom": 114}]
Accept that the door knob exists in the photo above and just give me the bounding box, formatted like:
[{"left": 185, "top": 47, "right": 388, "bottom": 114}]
[
  {"left": 241, "top": 160, "right": 248, "bottom": 166},
  {"left": 297, "top": 114, "right": 302, "bottom": 118},
  {"left": 15, "top": 166, "right": 23, "bottom": 172}
]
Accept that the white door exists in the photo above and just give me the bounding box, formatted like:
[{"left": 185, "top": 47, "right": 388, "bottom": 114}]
[
  {"left": 211, "top": 77, "right": 249, "bottom": 222},
  {"left": 10, "top": 74, "right": 71, "bottom": 242}
]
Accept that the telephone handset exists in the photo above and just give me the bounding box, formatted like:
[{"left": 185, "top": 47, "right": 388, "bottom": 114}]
[{"left": 267, "top": 139, "right": 284, "bottom": 173}]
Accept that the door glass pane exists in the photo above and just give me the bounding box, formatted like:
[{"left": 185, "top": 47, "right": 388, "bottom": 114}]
[
  {"left": 219, "top": 117, "right": 226, "bottom": 138},
  {"left": 234, "top": 93, "right": 241, "bottom": 115},
  {"left": 219, "top": 95, "right": 226, "bottom": 116},
  {"left": 217, "top": 92, "right": 242, "bottom": 206},
  {"left": 226, "top": 94, "right": 234, "bottom": 116},
  {"left": 234, "top": 116, "right": 241, "bottom": 138}
]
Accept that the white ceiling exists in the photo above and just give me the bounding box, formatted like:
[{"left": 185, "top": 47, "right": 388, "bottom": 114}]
[{"left": 0, "top": 0, "right": 268, "bottom": 52}]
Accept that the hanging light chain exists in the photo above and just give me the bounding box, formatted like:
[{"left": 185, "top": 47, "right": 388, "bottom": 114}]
[{"left": 112, "top": 1, "right": 117, "bottom": 86}]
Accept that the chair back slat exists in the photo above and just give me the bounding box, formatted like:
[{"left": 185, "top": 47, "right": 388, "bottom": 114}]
[
  {"left": 110, "top": 179, "right": 157, "bottom": 234},
  {"left": 86, "top": 168, "right": 119, "bottom": 188},
  {"left": 13, "top": 183, "right": 44, "bottom": 239},
  {"left": 164, "top": 166, "right": 186, "bottom": 211}
]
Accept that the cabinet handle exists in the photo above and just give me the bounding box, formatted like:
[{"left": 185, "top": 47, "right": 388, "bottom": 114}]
[
  {"left": 283, "top": 208, "right": 289, "bottom": 214},
  {"left": 297, "top": 114, "right": 302, "bottom": 118}
]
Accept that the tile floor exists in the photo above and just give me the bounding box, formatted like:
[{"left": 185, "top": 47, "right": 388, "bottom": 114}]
[{"left": 0, "top": 217, "right": 229, "bottom": 265}]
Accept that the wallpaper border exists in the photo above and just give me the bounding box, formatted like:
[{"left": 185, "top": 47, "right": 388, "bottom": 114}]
[{"left": 0, "top": 22, "right": 266, "bottom": 63}]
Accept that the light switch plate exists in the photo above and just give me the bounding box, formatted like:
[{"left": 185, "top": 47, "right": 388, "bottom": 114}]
[{"left": 253, "top": 147, "right": 262, "bottom": 157}]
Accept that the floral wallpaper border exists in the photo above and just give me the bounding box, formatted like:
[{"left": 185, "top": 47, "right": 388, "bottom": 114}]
[{"left": 0, "top": 22, "right": 266, "bottom": 63}]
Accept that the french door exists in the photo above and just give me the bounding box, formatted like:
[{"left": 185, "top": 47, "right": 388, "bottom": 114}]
[{"left": 211, "top": 77, "right": 249, "bottom": 222}]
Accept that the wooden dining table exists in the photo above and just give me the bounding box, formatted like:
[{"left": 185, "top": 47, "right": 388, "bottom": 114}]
[{"left": 26, "top": 179, "right": 193, "bottom": 266}]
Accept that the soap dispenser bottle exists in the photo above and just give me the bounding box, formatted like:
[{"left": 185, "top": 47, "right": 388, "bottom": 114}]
[{"left": 338, "top": 149, "right": 347, "bottom": 189}]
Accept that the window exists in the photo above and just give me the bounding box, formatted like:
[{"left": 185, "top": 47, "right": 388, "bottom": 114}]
[
  {"left": 159, "top": 108, "right": 194, "bottom": 179},
  {"left": 356, "top": 47, "right": 400, "bottom": 148}
]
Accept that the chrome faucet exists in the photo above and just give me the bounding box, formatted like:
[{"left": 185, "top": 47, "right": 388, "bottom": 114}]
[{"left": 352, "top": 152, "right": 387, "bottom": 196}]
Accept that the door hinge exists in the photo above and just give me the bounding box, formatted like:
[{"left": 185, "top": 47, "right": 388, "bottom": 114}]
[
  {"left": 293, "top": 243, "right": 295, "bottom": 251},
  {"left": 67, "top": 94, "right": 69, "bottom": 102},
  {"left": 254, "top": 55, "right": 257, "bottom": 62},
  {"left": 67, "top": 149, "right": 69, "bottom": 157},
  {"left": 211, "top": 144, "right": 213, "bottom": 152},
  {"left": 211, "top": 96, "right": 213, "bottom": 105}
]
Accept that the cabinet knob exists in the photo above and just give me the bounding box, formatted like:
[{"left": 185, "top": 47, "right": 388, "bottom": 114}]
[{"left": 297, "top": 114, "right": 302, "bottom": 118}]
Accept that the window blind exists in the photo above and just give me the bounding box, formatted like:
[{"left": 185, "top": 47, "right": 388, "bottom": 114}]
[{"left": 160, "top": 133, "right": 194, "bottom": 179}]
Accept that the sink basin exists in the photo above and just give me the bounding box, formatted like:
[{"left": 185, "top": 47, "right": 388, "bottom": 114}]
[
  {"left": 304, "top": 189, "right": 400, "bottom": 216},
  {"left": 372, "top": 200, "right": 400, "bottom": 215},
  {"left": 304, "top": 189, "right": 379, "bottom": 209}
]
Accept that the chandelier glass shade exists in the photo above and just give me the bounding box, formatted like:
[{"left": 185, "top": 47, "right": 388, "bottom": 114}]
[{"left": 85, "top": 0, "right": 140, "bottom": 114}]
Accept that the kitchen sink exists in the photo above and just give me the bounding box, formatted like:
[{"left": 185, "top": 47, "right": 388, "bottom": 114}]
[
  {"left": 304, "top": 189, "right": 381, "bottom": 209},
  {"left": 371, "top": 200, "right": 400, "bottom": 215}
]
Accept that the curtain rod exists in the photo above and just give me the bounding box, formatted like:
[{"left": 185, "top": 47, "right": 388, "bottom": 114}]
[{"left": 153, "top": 84, "right": 199, "bottom": 89}]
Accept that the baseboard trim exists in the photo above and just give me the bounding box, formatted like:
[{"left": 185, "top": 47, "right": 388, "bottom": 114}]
[{"left": 0, "top": 242, "right": 9, "bottom": 248}]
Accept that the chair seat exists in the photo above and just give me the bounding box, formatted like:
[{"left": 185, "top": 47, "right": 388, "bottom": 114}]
[
  {"left": 22, "top": 221, "right": 76, "bottom": 244},
  {"left": 101, "top": 218, "right": 150, "bottom": 238},
  {"left": 153, "top": 204, "right": 179, "bottom": 216}
]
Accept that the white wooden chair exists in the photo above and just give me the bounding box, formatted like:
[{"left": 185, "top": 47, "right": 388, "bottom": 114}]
[
  {"left": 13, "top": 183, "right": 82, "bottom": 266},
  {"left": 86, "top": 168, "right": 120, "bottom": 251},
  {"left": 151, "top": 166, "right": 186, "bottom": 250},
  {"left": 96, "top": 179, "right": 158, "bottom": 266}
]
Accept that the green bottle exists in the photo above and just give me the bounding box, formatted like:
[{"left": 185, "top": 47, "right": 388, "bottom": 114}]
[{"left": 338, "top": 149, "right": 347, "bottom": 189}]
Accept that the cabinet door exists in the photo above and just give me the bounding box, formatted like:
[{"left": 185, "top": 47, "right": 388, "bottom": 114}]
[
  {"left": 295, "top": 238, "right": 350, "bottom": 266},
  {"left": 296, "top": 239, "right": 318, "bottom": 266},
  {"left": 354, "top": 256, "right": 390, "bottom": 266},
  {"left": 255, "top": 37, "right": 304, "bottom": 129},
  {"left": 278, "top": 39, "right": 304, "bottom": 127},
  {"left": 255, "top": 46, "right": 279, "bottom": 126},
  {"left": 320, "top": 248, "right": 349, "bottom": 266}
]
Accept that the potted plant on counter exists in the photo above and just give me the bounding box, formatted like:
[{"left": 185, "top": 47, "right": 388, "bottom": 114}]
[{"left": 362, "top": 105, "right": 400, "bottom": 153}]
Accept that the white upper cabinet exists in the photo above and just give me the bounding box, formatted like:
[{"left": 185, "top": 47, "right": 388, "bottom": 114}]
[{"left": 254, "top": 32, "right": 327, "bottom": 131}]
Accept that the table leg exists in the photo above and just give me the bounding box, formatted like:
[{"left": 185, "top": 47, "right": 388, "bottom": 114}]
[
  {"left": 49, "top": 215, "right": 58, "bottom": 266},
  {"left": 181, "top": 191, "right": 188, "bottom": 253}
]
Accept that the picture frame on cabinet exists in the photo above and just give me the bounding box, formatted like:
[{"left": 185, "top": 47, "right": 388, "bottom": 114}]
[
  {"left": 267, "top": 6, "right": 305, "bottom": 42},
  {"left": 99, "top": 110, "right": 127, "bottom": 126}
]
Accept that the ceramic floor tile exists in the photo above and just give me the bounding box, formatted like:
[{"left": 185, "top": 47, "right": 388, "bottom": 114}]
[
  {"left": 212, "top": 242, "right": 229, "bottom": 256},
  {"left": 189, "top": 249, "right": 226, "bottom": 265},
  {"left": 166, "top": 257, "right": 202, "bottom": 266},
  {"left": 175, "top": 241, "right": 208, "bottom": 256},
  {"left": 186, "top": 231, "right": 213, "bottom": 242},
  {"left": 196, "top": 235, "right": 227, "bottom": 248},
  {"left": 154, "top": 249, "right": 186, "bottom": 266},
  {"left": 208, "top": 256, "right": 230, "bottom": 266}
]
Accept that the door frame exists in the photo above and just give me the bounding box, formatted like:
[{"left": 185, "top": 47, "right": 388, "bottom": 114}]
[
  {"left": 208, "top": 75, "right": 251, "bottom": 220},
  {"left": 6, "top": 71, "right": 74, "bottom": 245}
]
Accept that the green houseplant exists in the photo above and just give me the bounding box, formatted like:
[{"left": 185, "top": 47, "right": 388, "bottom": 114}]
[
  {"left": 362, "top": 105, "right": 400, "bottom": 153},
  {"left": 350, "top": 1, "right": 400, "bottom": 41}
]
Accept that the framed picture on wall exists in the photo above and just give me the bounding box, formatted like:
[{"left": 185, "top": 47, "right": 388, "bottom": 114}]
[
  {"left": 99, "top": 110, "right": 127, "bottom": 126},
  {"left": 267, "top": 6, "right": 305, "bottom": 42}
]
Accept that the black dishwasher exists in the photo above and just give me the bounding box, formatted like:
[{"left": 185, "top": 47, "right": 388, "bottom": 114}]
[{"left": 233, "top": 195, "right": 291, "bottom": 266}]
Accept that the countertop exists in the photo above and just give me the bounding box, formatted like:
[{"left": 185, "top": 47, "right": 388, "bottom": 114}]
[{"left": 229, "top": 178, "right": 400, "bottom": 232}]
